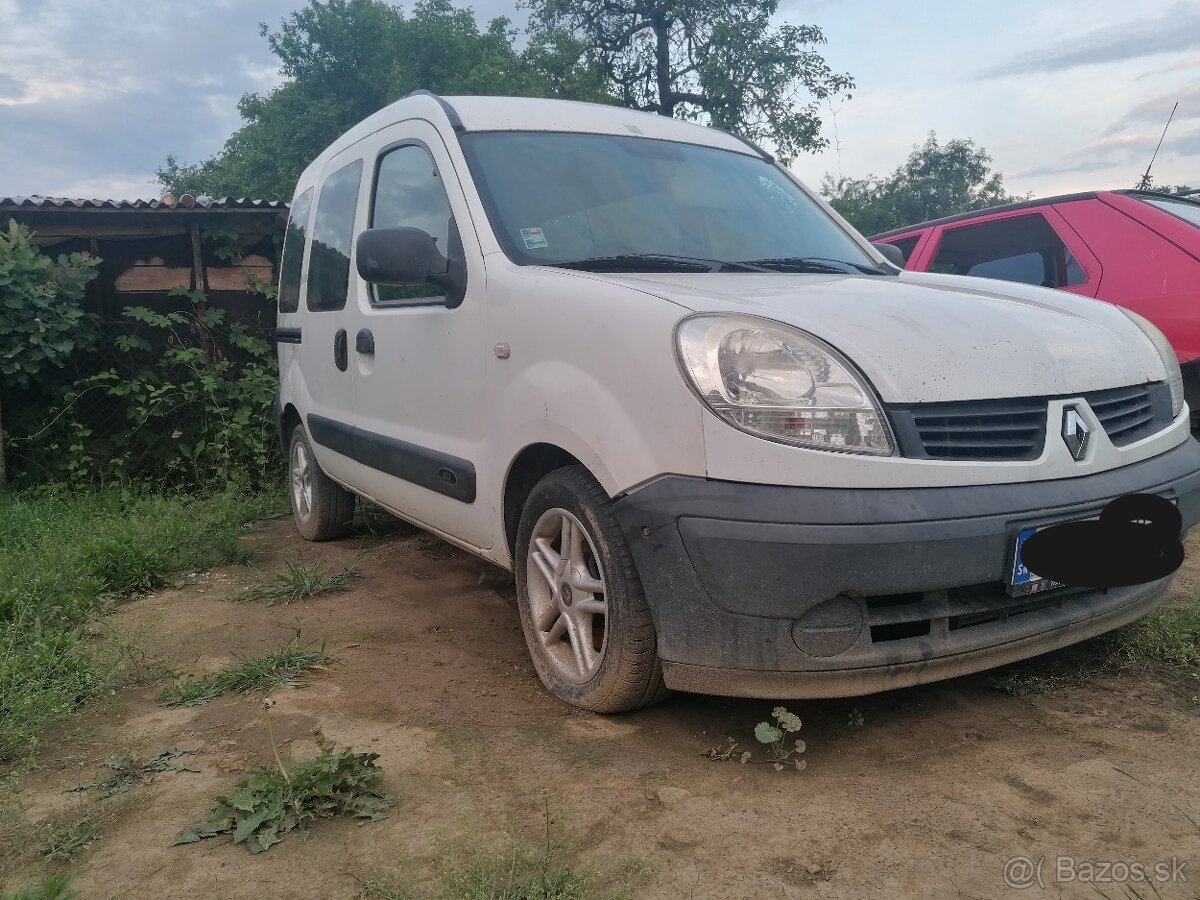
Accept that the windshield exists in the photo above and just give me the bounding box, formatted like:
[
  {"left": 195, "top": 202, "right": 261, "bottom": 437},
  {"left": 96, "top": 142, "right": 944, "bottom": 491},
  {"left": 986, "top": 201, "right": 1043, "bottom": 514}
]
[
  {"left": 1139, "top": 195, "right": 1200, "bottom": 229},
  {"left": 460, "top": 131, "right": 876, "bottom": 270}
]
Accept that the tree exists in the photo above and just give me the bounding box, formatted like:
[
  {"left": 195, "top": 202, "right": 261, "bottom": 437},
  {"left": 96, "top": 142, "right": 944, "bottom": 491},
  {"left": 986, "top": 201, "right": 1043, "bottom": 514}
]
[
  {"left": 522, "top": 0, "right": 853, "bottom": 164},
  {"left": 821, "top": 133, "right": 1027, "bottom": 235},
  {"left": 159, "top": 0, "right": 611, "bottom": 200},
  {"left": 0, "top": 221, "right": 99, "bottom": 490}
]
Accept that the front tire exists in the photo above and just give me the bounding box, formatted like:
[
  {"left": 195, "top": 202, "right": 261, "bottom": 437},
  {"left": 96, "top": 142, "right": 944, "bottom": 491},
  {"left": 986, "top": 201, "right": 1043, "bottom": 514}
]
[
  {"left": 514, "top": 465, "right": 667, "bottom": 712},
  {"left": 288, "top": 424, "right": 355, "bottom": 541}
]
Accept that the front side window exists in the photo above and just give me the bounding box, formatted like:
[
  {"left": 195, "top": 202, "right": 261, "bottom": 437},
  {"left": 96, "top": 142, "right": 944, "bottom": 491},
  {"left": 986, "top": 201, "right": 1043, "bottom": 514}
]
[
  {"left": 885, "top": 235, "right": 921, "bottom": 267},
  {"left": 370, "top": 144, "right": 453, "bottom": 304},
  {"left": 277, "top": 188, "right": 313, "bottom": 313},
  {"left": 930, "top": 213, "right": 1087, "bottom": 288},
  {"left": 306, "top": 158, "right": 364, "bottom": 311},
  {"left": 460, "top": 132, "right": 876, "bottom": 271}
]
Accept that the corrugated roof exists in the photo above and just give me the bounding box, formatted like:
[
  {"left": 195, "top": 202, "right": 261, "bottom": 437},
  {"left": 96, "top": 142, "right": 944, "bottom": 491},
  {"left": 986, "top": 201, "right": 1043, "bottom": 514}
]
[{"left": 0, "top": 196, "right": 287, "bottom": 210}]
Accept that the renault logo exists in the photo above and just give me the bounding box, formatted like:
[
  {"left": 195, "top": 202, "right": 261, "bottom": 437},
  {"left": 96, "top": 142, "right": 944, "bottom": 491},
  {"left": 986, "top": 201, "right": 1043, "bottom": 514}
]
[{"left": 1062, "top": 406, "right": 1091, "bottom": 461}]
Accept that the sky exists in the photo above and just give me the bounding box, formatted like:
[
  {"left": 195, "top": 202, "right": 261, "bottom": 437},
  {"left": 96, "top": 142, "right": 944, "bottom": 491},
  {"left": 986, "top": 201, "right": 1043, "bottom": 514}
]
[{"left": 0, "top": 0, "right": 1197, "bottom": 201}]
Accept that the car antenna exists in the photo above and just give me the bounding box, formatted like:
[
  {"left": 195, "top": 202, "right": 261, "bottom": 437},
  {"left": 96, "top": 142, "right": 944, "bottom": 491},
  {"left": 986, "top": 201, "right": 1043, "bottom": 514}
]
[{"left": 1136, "top": 100, "right": 1179, "bottom": 191}]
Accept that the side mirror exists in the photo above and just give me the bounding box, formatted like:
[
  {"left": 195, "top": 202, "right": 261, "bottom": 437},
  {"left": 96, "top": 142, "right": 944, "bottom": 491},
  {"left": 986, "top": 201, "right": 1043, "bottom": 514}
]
[
  {"left": 356, "top": 227, "right": 448, "bottom": 285},
  {"left": 871, "top": 242, "right": 906, "bottom": 269}
]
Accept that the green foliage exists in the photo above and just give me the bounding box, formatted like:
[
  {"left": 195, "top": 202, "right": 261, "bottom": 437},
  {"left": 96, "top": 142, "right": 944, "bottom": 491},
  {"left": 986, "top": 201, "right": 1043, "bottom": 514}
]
[
  {"left": 0, "top": 220, "right": 99, "bottom": 389},
  {"left": 229, "top": 558, "right": 361, "bottom": 604},
  {"left": 67, "top": 747, "right": 199, "bottom": 798},
  {"left": 13, "top": 285, "right": 278, "bottom": 487},
  {"left": 158, "top": 0, "right": 612, "bottom": 200},
  {"left": 174, "top": 744, "right": 391, "bottom": 853},
  {"left": 157, "top": 641, "right": 335, "bottom": 707},
  {"left": 525, "top": 0, "right": 853, "bottom": 164},
  {"left": 0, "top": 487, "right": 283, "bottom": 762},
  {"left": 1, "top": 875, "right": 80, "bottom": 900},
  {"left": 821, "top": 132, "right": 1027, "bottom": 235}
]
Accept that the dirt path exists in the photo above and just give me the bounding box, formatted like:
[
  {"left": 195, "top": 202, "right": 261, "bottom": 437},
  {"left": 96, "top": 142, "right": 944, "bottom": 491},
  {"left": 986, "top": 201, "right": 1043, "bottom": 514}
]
[{"left": 7, "top": 516, "right": 1199, "bottom": 899}]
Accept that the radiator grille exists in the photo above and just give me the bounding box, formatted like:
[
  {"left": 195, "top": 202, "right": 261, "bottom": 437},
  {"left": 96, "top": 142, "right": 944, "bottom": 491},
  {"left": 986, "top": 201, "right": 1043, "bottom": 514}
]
[{"left": 888, "top": 382, "right": 1171, "bottom": 460}]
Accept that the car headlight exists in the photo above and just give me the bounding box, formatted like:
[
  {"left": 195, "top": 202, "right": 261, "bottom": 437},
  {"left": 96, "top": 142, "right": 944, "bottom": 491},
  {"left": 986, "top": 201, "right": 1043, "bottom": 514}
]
[
  {"left": 675, "top": 314, "right": 895, "bottom": 455},
  {"left": 1120, "top": 308, "right": 1184, "bottom": 417}
]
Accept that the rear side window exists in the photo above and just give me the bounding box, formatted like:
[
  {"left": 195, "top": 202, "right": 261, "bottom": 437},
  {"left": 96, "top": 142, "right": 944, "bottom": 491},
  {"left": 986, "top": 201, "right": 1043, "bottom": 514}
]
[
  {"left": 370, "top": 144, "right": 453, "bottom": 305},
  {"left": 930, "top": 213, "right": 1086, "bottom": 288},
  {"left": 306, "top": 159, "right": 364, "bottom": 311},
  {"left": 1140, "top": 196, "right": 1200, "bottom": 228},
  {"left": 277, "top": 188, "right": 313, "bottom": 313}
]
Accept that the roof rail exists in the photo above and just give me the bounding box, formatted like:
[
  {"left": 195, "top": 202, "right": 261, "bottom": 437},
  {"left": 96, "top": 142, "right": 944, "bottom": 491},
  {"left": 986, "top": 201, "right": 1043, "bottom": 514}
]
[
  {"left": 712, "top": 127, "right": 774, "bottom": 163},
  {"left": 1172, "top": 187, "right": 1200, "bottom": 198},
  {"left": 405, "top": 90, "right": 465, "bottom": 132}
]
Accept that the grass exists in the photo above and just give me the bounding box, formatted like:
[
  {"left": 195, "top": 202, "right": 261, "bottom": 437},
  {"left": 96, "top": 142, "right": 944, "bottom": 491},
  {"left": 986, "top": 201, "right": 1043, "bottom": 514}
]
[
  {"left": 228, "top": 558, "right": 361, "bottom": 604},
  {"left": 0, "top": 875, "right": 79, "bottom": 900},
  {"left": 0, "top": 485, "right": 284, "bottom": 763},
  {"left": 991, "top": 594, "right": 1200, "bottom": 697},
  {"left": 1116, "top": 600, "right": 1200, "bottom": 671},
  {"left": 156, "top": 641, "right": 335, "bottom": 707},
  {"left": 361, "top": 846, "right": 596, "bottom": 900}
]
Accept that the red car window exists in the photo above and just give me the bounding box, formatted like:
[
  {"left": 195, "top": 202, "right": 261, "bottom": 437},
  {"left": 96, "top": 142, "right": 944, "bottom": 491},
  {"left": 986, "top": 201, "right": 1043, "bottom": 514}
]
[{"left": 929, "top": 213, "right": 1086, "bottom": 288}]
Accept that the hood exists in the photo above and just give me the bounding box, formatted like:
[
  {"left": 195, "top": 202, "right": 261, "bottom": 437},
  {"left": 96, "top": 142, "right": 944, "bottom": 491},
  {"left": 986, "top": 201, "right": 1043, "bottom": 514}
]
[{"left": 583, "top": 269, "right": 1166, "bottom": 403}]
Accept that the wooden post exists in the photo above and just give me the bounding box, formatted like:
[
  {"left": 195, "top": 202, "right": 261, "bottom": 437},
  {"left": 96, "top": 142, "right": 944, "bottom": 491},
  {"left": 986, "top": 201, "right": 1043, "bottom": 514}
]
[{"left": 188, "top": 222, "right": 209, "bottom": 298}]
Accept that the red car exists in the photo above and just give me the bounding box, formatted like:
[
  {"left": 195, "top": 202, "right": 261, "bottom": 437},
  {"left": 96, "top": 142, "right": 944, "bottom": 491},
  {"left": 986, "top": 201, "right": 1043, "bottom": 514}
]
[{"left": 872, "top": 190, "right": 1200, "bottom": 412}]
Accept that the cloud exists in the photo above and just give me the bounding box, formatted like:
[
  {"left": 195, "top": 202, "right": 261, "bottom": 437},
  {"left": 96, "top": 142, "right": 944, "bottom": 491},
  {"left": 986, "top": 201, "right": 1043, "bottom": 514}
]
[
  {"left": 1105, "top": 81, "right": 1200, "bottom": 135},
  {"left": 980, "top": 2, "right": 1200, "bottom": 78},
  {"left": 0, "top": 72, "right": 22, "bottom": 100},
  {"left": 1013, "top": 127, "right": 1200, "bottom": 179},
  {"left": 0, "top": 0, "right": 297, "bottom": 198}
]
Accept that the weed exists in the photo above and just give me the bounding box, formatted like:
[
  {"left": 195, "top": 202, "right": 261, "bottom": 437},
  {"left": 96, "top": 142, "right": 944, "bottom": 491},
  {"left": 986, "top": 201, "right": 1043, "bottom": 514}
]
[
  {"left": 157, "top": 640, "right": 334, "bottom": 707},
  {"left": 0, "top": 875, "right": 79, "bottom": 900},
  {"left": 67, "top": 747, "right": 199, "bottom": 798},
  {"left": 754, "top": 706, "right": 807, "bottom": 771},
  {"left": 703, "top": 706, "right": 808, "bottom": 771},
  {"left": 229, "top": 559, "right": 361, "bottom": 604},
  {"left": 174, "top": 738, "right": 391, "bottom": 853},
  {"left": 40, "top": 817, "right": 102, "bottom": 863}
]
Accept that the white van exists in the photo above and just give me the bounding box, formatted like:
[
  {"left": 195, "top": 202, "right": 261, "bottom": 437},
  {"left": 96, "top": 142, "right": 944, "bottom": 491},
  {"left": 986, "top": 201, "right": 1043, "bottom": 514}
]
[{"left": 275, "top": 91, "right": 1200, "bottom": 712}]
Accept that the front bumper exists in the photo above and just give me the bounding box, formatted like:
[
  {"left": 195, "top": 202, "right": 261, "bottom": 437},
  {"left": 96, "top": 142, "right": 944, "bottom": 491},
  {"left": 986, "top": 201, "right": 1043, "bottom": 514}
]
[{"left": 613, "top": 438, "right": 1200, "bottom": 698}]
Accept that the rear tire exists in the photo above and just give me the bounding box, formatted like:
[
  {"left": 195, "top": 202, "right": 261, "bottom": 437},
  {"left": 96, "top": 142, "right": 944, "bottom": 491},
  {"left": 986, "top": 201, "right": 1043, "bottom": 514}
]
[
  {"left": 514, "top": 465, "right": 667, "bottom": 712},
  {"left": 288, "top": 424, "right": 355, "bottom": 541}
]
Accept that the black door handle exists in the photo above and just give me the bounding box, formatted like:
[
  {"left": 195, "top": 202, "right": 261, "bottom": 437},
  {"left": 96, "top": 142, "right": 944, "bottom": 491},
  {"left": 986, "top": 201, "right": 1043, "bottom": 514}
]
[
  {"left": 355, "top": 329, "right": 375, "bottom": 355},
  {"left": 333, "top": 329, "right": 348, "bottom": 371}
]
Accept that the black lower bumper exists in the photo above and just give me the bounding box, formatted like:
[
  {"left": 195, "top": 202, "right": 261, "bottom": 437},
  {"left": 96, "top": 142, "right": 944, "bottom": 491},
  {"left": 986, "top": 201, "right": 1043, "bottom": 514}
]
[{"left": 612, "top": 438, "right": 1200, "bottom": 698}]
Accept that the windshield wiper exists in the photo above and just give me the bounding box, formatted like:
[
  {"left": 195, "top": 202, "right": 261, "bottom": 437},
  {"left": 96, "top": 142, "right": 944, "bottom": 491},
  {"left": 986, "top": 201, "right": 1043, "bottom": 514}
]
[
  {"left": 546, "top": 253, "right": 775, "bottom": 273},
  {"left": 738, "top": 256, "right": 892, "bottom": 275}
]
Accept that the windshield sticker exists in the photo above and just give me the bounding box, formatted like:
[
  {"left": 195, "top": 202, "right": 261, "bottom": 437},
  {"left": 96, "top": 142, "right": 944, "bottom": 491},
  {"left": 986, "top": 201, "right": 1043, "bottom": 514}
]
[{"left": 520, "top": 227, "right": 548, "bottom": 250}]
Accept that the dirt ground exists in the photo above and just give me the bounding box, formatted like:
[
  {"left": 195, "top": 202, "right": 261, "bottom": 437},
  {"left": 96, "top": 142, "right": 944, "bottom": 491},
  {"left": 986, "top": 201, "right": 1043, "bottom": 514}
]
[{"left": 6, "top": 514, "right": 1200, "bottom": 899}]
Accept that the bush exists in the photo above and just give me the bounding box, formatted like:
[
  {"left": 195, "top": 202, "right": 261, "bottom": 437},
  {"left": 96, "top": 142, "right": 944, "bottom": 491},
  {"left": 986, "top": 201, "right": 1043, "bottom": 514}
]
[{"left": 10, "top": 285, "right": 278, "bottom": 489}]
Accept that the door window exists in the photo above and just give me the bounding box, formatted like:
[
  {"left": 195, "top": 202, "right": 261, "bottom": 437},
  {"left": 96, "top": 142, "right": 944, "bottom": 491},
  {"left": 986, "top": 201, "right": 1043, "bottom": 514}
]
[
  {"left": 885, "top": 235, "right": 921, "bottom": 266},
  {"left": 278, "top": 188, "right": 313, "bottom": 313},
  {"left": 930, "top": 213, "right": 1087, "bottom": 288},
  {"left": 370, "top": 144, "right": 454, "bottom": 304},
  {"left": 306, "top": 158, "right": 364, "bottom": 312}
]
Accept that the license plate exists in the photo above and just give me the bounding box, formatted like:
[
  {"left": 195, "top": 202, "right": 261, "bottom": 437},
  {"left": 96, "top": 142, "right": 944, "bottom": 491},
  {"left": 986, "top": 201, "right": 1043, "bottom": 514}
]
[{"left": 1008, "top": 526, "right": 1064, "bottom": 597}]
